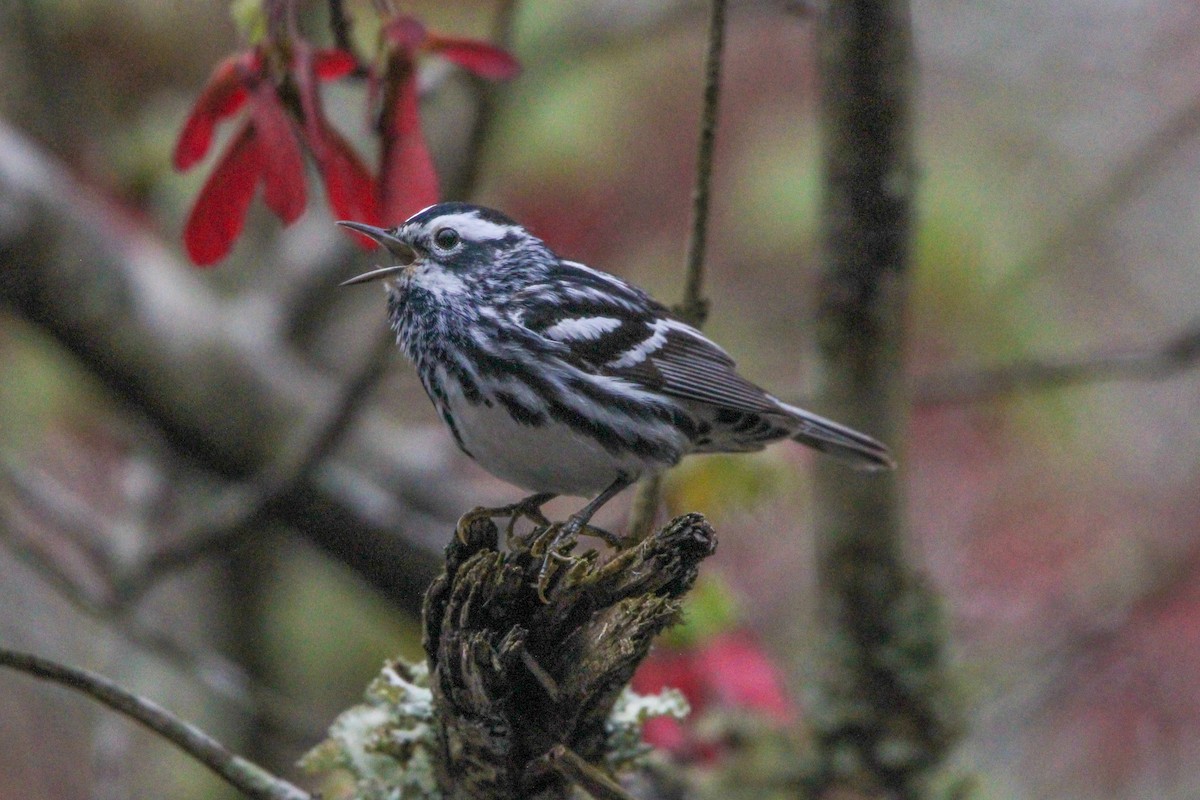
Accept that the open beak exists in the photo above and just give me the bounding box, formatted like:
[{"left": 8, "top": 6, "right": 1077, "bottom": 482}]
[{"left": 337, "top": 221, "right": 420, "bottom": 286}]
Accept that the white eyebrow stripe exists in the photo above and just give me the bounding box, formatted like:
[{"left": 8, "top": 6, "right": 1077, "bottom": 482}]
[
  {"left": 542, "top": 316, "right": 624, "bottom": 341},
  {"left": 424, "top": 212, "right": 517, "bottom": 242}
]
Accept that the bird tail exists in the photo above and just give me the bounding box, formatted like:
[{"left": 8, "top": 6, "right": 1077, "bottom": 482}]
[{"left": 777, "top": 401, "right": 896, "bottom": 471}]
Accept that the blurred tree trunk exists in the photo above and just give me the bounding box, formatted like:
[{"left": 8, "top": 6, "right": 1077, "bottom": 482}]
[{"left": 811, "top": 1, "right": 959, "bottom": 797}]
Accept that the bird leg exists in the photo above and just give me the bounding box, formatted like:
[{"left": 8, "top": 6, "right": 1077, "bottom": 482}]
[
  {"left": 455, "top": 492, "right": 556, "bottom": 545},
  {"left": 535, "top": 475, "right": 634, "bottom": 601}
]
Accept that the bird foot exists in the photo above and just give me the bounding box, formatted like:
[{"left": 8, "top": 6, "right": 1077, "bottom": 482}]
[
  {"left": 455, "top": 494, "right": 554, "bottom": 545},
  {"left": 578, "top": 523, "right": 627, "bottom": 548},
  {"left": 530, "top": 514, "right": 632, "bottom": 602},
  {"left": 531, "top": 519, "right": 584, "bottom": 603}
]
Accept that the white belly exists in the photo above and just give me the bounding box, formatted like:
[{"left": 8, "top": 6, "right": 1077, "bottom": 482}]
[{"left": 439, "top": 372, "right": 674, "bottom": 497}]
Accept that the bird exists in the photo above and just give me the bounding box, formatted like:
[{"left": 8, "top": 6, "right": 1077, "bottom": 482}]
[{"left": 339, "top": 201, "right": 894, "bottom": 552}]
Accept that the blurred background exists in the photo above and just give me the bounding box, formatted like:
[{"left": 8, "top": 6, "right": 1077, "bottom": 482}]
[{"left": 2, "top": 1, "right": 1200, "bottom": 799}]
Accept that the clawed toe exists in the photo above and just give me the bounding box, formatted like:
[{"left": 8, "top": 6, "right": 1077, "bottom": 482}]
[
  {"left": 579, "top": 524, "right": 625, "bottom": 548},
  {"left": 456, "top": 506, "right": 500, "bottom": 544},
  {"left": 533, "top": 520, "right": 582, "bottom": 602},
  {"left": 458, "top": 485, "right": 637, "bottom": 602},
  {"left": 457, "top": 493, "right": 556, "bottom": 545}
]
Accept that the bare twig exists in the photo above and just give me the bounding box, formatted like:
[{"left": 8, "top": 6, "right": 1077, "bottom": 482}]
[
  {"left": 541, "top": 745, "right": 638, "bottom": 800},
  {"left": 327, "top": 0, "right": 355, "bottom": 56},
  {"left": 1008, "top": 95, "right": 1200, "bottom": 298},
  {"left": 628, "top": 0, "right": 727, "bottom": 542},
  {"left": 676, "top": 0, "right": 726, "bottom": 329},
  {"left": 914, "top": 320, "right": 1200, "bottom": 407},
  {"left": 0, "top": 453, "right": 119, "bottom": 606},
  {"left": 0, "top": 647, "right": 312, "bottom": 800},
  {"left": 0, "top": 456, "right": 326, "bottom": 743},
  {"left": 625, "top": 474, "right": 665, "bottom": 544}
]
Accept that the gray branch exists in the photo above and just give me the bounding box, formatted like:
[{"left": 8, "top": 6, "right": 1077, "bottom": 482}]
[
  {"left": 0, "top": 120, "right": 460, "bottom": 614},
  {"left": 914, "top": 320, "right": 1200, "bottom": 406},
  {"left": 627, "top": 0, "right": 727, "bottom": 541},
  {"left": 0, "top": 647, "right": 312, "bottom": 800}
]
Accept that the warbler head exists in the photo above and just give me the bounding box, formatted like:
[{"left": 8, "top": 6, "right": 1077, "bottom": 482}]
[{"left": 338, "top": 202, "right": 546, "bottom": 290}]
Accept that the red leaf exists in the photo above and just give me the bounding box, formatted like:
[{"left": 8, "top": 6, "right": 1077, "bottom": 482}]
[
  {"left": 633, "top": 649, "right": 705, "bottom": 708},
  {"left": 700, "top": 634, "right": 796, "bottom": 722},
  {"left": 427, "top": 36, "right": 520, "bottom": 81},
  {"left": 173, "top": 53, "right": 255, "bottom": 171},
  {"left": 183, "top": 121, "right": 262, "bottom": 266},
  {"left": 291, "top": 39, "right": 380, "bottom": 237},
  {"left": 379, "top": 69, "right": 440, "bottom": 225},
  {"left": 313, "top": 48, "right": 357, "bottom": 80},
  {"left": 315, "top": 122, "right": 380, "bottom": 230},
  {"left": 247, "top": 81, "right": 306, "bottom": 224}
]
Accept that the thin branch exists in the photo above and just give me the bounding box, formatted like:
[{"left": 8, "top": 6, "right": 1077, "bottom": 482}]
[
  {"left": 1009, "top": 95, "right": 1200, "bottom": 298},
  {"left": 541, "top": 745, "right": 638, "bottom": 800},
  {"left": 628, "top": 0, "right": 727, "bottom": 542},
  {"left": 676, "top": 0, "right": 727, "bottom": 328},
  {"left": 625, "top": 474, "right": 665, "bottom": 544},
  {"left": 0, "top": 647, "right": 312, "bottom": 800},
  {"left": 0, "top": 453, "right": 118, "bottom": 606},
  {"left": 0, "top": 456, "right": 325, "bottom": 743},
  {"left": 914, "top": 321, "right": 1200, "bottom": 407},
  {"left": 327, "top": 0, "right": 354, "bottom": 55}
]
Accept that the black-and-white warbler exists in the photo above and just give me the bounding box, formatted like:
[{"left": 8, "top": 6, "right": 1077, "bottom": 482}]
[{"left": 340, "top": 202, "right": 894, "bottom": 546}]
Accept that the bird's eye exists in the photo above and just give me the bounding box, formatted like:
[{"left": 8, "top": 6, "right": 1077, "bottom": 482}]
[{"left": 433, "top": 227, "right": 460, "bottom": 250}]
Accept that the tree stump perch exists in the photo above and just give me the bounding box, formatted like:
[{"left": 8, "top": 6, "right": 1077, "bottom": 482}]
[{"left": 422, "top": 513, "right": 717, "bottom": 799}]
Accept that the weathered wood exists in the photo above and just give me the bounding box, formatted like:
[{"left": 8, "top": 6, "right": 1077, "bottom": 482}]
[{"left": 423, "top": 514, "right": 717, "bottom": 799}]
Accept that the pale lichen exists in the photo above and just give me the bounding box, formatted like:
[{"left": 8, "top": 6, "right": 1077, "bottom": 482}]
[
  {"left": 302, "top": 658, "right": 689, "bottom": 800},
  {"left": 300, "top": 660, "right": 439, "bottom": 800}
]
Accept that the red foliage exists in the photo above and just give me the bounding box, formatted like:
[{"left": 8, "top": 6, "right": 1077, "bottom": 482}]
[
  {"left": 632, "top": 631, "right": 797, "bottom": 763},
  {"left": 425, "top": 34, "right": 521, "bottom": 80},
  {"left": 174, "top": 13, "right": 519, "bottom": 265},
  {"left": 312, "top": 48, "right": 356, "bottom": 80},
  {"left": 312, "top": 120, "right": 380, "bottom": 227},
  {"left": 375, "top": 16, "right": 519, "bottom": 224},
  {"left": 292, "top": 40, "right": 380, "bottom": 233},
  {"left": 183, "top": 122, "right": 262, "bottom": 265},
  {"left": 173, "top": 53, "right": 257, "bottom": 172},
  {"left": 175, "top": 45, "right": 356, "bottom": 265},
  {"left": 248, "top": 80, "right": 306, "bottom": 224},
  {"left": 378, "top": 65, "right": 438, "bottom": 225}
]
